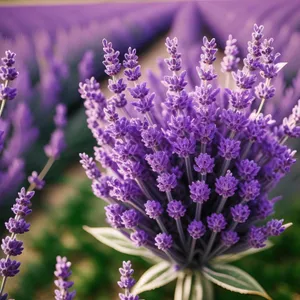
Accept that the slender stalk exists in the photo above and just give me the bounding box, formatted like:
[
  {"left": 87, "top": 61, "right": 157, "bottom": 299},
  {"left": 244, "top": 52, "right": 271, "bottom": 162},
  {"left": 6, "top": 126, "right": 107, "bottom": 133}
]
[
  {"left": 255, "top": 98, "right": 265, "bottom": 118},
  {"left": 0, "top": 277, "right": 7, "bottom": 296},
  {"left": 0, "top": 155, "right": 56, "bottom": 296},
  {"left": 136, "top": 178, "right": 152, "bottom": 200},
  {"left": 0, "top": 100, "right": 6, "bottom": 117},
  {"left": 241, "top": 141, "right": 253, "bottom": 160},
  {"left": 219, "top": 159, "right": 230, "bottom": 177},
  {"left": 176, "top": 218, "right": 186, "bottom": 250},
  {"left": 188, "top": 238, "right": 196, "bottom": 263},
  {"left": 216, "top": 196, "right": 227, "bottom": 214},
  {"left": 166, "top": 191, "right": 173, "bottom": 202},
  {"left": 201, "top": 143, "right": 206, "bottom": 153},
  {"left": 157, "top": 217, "right": 168, "bottom": 234},
  {"left": 202, "top": 232, "right": 217, "bottom": 263},
  {"left": 185, "top": 156, "right": 193, "bottom": 185},
  {"left": 28, "top": 157, "right": 55, "bottom": 191},
  {"left": 0, "top": 80, "right": 8, "bottom": 118},
  {"left": 195, "top": 203, "right": 202, "bottom": 220}
]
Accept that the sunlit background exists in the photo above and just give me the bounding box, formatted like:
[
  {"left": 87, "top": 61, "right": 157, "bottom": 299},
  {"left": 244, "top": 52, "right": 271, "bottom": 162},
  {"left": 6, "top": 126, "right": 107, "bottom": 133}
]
[{"left": 0, "top": 1, "right": 299, "bottom": 299}]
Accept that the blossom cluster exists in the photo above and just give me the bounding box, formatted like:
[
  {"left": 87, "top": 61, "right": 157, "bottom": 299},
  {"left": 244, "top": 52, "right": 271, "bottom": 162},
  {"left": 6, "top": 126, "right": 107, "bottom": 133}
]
[
  {"left": 79, "top": 23, "right": 299, "bottom": 274},
  {"left": 0, "top": 53, "right": 68, "bottom": 299}
]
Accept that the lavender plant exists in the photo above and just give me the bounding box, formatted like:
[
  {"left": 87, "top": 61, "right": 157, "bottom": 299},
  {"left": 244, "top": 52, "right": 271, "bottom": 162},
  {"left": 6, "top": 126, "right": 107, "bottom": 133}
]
[
  {"left": 0, "top": 60, "right": 67, "bottom": 299},
  {"left": 54, "top": 256, "right": 76, "bottom": 300},
  {"left": 79, "top": 24, "right": 298, "bottom": 299}
]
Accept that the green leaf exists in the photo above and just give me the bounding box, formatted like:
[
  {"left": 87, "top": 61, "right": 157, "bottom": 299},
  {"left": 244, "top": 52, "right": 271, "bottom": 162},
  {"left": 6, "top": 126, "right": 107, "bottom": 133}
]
[
  {"left": 201, "top": 274, "right": 214, "bottom": 300},
  {"left": 83, "top": 226, "right": 156, "bottom": 260},
  {"left": 191, "top": 273, "right": 203, "bottom": 300},
  {"left": 212, "top": 241, "right": 273, "bottom": 263},
  {"left": 203, "top": 264, "right": 272, "bottom": 299},
  {"left": 132, "top": 261, "right": 178, "bottom": 295}
]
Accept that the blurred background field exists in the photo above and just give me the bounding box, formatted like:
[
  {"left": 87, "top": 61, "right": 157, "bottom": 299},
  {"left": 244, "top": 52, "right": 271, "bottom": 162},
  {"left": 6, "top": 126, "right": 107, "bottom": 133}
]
[{"left": 0, "top": 1, "right": 300, "bottom": 299}]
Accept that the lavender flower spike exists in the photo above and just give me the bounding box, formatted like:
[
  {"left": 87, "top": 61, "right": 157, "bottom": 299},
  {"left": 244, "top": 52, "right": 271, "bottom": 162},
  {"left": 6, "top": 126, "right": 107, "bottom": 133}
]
[
  {"left": 54, "top": 256, "right": 76, "bottom": 300},
  {"left": 118, "top": 261, "right": 139, "bottom": 300},
  {"left": 0, "top": 50, "right": 18, "bottom": 117},
  {"left": 82, "top": 24, "right": 297, "bottom": 300}
]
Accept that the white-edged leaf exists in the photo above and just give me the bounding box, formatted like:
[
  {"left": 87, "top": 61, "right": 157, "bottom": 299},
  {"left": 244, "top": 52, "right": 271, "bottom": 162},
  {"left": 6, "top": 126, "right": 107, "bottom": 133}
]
[
  {"left": 275, "top": 62, "right": 287, "bottom": 73},
  {"left": 174, "top": 273, "right": 185, "bottom": 300},
  {"left": 83, "top": 226, "right": 155, "bottom": 259},
  {"left": 191, "top": 273, "right": 203, "bottom": 300},
  {"left": 132, "top": 261, "right": 178, "bottom": 295},
  {"left": 202, "top": 275, "right": 214, "bottom": 300},
  {"left": 203, "top": 264, "right": 271, "bottom": 299},
  {"left": 183, "top": 273, "right": 192, "bottom": 300},
  {"left": 212, "top": 240, "right": 273, "bottom": 263},
  {"left": 283, "top": 222, "right": 293, "bottom": 229}
]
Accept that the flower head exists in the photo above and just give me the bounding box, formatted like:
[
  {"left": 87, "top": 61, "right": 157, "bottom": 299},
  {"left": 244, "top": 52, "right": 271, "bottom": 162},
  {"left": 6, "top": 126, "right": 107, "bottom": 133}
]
[
  {"left": 80, "top": 25, "right": 296, "bottom": 275},
  {"left": 54, "top": 256, "right": 75, "bottom": 300}
]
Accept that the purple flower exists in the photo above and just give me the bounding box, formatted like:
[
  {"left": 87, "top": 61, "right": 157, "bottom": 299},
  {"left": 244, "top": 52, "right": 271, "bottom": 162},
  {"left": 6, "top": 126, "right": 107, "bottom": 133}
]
[
  {"left": 0, "top": 66, "right": 18, "bottom": 81},
  {"left": 145, "top": 151, "right": 169, "bottom": 174},
  {"left": 232, "top": 69, "right": 257, "bottom": 89},
  {"left": 215, "top": 171, "right": 238, "bottom": 198},
  {"left": 255, "top": 82, "right": 275, "bottom": 100},
  {"left": 0, "top": 85, "right": 17, "bottom": 101},
  {"left": 237, "top": 159, "right": 260, "bottom": 181},
  {"left": 124, "top": 47, "right": 141, "bottom": 81},
  {"left": 54, "top": 256, "right": 75, "bottom": 300},
  {"left": 118, "top": 261, "right": 139, "bottom": 300},
  {"left": 172, "top": 137, "right": 195, "bottom": 157},
  {"left": 154, "top": 233, "right": 173, "bottom": 251},
  {"left": 265, "top": 219, "right": 285, "bottom": 236},
  {"left": 102, "top": 39, "right": 121, "bottom": 77},
  {"left": 194, "top": 153, "right": 214, "bottom": 174},
  {"left": 130, "top": 230, "right": 148, "bottom": 247},
  {"left": 5, "top": 218, "right": 30, "bottom": 234},
  {"left": 80, "top": 26, "right": 297, "bottom": 272},
  {"left": 157, "top": 172, "right": 177, "bottom": 192},
  {"left": 44, "top": 129, "right": 66, "bottom": 159},
  {"left": 54, "top": 104, "right": 67, "bottom": 128},
  {"left": 1, "top": 50, "right": 16, "bottom": 67},
  {"left": 0, "top": 258, "right": 20, "bottom": 277},
  {"left": 221, "top": 35, "right": 240, "bottom": 72},
  {"left": 248, "top": 226, "right": 267, "bottom": 248},
  {"left": 145, "top": 200, "right": 163, "bottom": 219},
  {"left": 28, "top": 171, "right": 45, "bottom": 190},
  {"left": 188, "top": 220, "right": 206, "bottom": 239},
  {"left": 121, "top": 209, "right": 140, "bottom": 229},
  {"left": 221, "top": 231, "right": 240, "bottom": 247},
  {"left": 207, "top": 213, "right": 227, "bottom": 232},
  {"left": 1, "top": 237, "right": 24, "bottom": 256},
  {"left": 105, "top": 204, "right": 125, "bottom": 229},
  {"left": 218, "top": 138, "right": 241, "bottom": 160},
  {"left": 118, "top": 261, "right": 135, "bottom": 289},
  {"left": 189, "top": 181, "right": 210, "bottom": 204},
  {"left": 167, "top": 200, "right": 186, "bottom": 219},
  {"left": 164, "top": 37, "right": 181, "bottom": 72},
  {"left": 221, "top": 109, "right": 248, "bottom": 133},
  {"left": 231, "top": 204, "right": 251, "bottom": 223},
  {"left": 239, "top": 180, "right": 260, "bottom": 202},
  {"left": 79, "top": 153, "right": 101, "bottom": 180}
]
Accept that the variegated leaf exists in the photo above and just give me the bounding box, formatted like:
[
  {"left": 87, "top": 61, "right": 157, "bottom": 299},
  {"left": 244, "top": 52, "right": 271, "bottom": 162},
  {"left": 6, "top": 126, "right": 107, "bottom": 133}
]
[
  {"left": 191, "top": 273, "right": 203, "bottom": 300},
  {"left": 83, "top": 226, "right": 156, "bottom": 259},
  {"left": 203, "top": 264, "right": 271, "bottom": 300},
  {"left": 132, "top": 261, "right": 178, "bottom": 295}
]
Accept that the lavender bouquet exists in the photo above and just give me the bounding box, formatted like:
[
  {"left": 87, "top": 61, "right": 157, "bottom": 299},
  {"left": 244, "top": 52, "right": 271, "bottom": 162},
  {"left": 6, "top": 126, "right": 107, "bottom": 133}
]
[{"left": 79, "top": 23, "right": 299, "bottom": 300}]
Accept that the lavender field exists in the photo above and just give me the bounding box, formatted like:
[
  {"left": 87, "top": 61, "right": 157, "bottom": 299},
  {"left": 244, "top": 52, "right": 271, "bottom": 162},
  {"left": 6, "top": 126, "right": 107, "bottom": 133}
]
[{"left": 0, "top": 1, "right": 299, "bottom": 299}]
